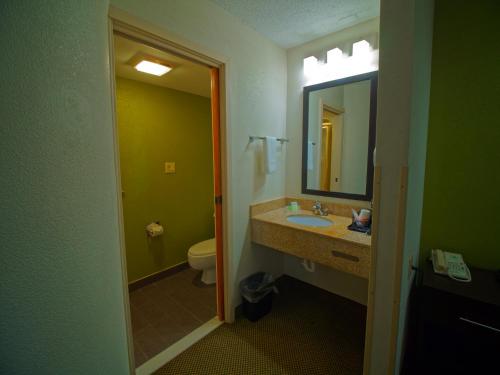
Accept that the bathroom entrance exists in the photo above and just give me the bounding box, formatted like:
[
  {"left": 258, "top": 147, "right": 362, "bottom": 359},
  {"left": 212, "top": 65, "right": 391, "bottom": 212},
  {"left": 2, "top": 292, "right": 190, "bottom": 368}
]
[
  {"left": 110, "top": 24, "right": 226, "bottom": 370},
  {"left": 319, "top": 105, "right": 343, "bottom": 191}
]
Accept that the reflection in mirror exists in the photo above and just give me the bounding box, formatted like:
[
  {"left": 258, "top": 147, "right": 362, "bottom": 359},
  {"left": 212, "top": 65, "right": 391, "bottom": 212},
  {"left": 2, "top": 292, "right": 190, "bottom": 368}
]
[
  {"left": 319, "top": 105, "right": 344, "bottom": 191},
  {"left": 302, "top": 72, "right": 377, "bottom": 200}
]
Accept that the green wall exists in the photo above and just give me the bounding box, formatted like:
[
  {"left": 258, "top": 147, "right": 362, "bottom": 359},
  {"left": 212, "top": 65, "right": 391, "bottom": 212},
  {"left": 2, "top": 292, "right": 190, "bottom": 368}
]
[
  {"left": 116, "top": 78, "right": 214, "bottom": 282},
  {"left": 420, "top": 0, "right": 500, "bottom": 269}
]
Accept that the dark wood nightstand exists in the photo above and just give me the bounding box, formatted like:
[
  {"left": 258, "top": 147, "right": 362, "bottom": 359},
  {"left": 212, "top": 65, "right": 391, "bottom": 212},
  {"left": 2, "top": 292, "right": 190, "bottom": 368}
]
[{"left": 416, "top": 261, "right": 500, "bottom": 374}]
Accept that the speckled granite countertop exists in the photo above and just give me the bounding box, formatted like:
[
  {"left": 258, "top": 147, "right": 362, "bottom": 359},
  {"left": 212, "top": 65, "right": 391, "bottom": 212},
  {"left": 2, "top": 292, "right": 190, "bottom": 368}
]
[{"left": 252, "top": 208, "right": 371, "bottom": 248}]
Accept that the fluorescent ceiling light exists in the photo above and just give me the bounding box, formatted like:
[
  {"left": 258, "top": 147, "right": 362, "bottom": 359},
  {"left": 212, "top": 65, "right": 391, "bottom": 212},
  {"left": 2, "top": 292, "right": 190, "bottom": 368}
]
[{"left": 134, "top": 60, "right": 171, "bottom": 76}]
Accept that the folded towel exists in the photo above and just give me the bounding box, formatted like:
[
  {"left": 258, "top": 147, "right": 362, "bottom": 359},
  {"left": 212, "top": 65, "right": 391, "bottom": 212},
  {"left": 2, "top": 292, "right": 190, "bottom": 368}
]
[
  {"left": 307, "top": 141, "right": 314, "bottom": 171},
  {"left": 263, "top": 136, "right": 278, "bottom": 174}
]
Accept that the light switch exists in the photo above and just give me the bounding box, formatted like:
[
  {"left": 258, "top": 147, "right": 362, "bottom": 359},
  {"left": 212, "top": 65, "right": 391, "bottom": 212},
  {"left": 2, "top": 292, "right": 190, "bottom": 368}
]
[{"left": 164, "top": 162, "right": 176, "bottom": 174}]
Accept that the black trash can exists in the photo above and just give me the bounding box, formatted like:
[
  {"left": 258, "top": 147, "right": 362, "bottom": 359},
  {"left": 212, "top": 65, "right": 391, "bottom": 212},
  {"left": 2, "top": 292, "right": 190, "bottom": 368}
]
[{"left": 239, "top": 272, "right": 277, "bottom": 322}]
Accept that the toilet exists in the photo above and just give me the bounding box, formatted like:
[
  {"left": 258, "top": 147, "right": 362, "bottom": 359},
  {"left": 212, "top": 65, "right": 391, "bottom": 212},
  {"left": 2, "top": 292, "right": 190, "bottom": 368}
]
[{"left": 187, "top": 238, "right": 216, "bottom": 285}]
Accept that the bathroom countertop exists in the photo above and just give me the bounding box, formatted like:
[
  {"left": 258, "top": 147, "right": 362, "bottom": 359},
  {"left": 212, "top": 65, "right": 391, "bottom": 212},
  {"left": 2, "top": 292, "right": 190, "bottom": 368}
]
[{"left": 251, "top": 208, "right": 371, "bottom": 248}]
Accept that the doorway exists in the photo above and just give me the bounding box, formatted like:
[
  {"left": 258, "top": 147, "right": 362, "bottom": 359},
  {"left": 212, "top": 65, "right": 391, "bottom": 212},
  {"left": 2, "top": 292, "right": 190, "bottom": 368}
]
[
  {"left": 109, "top": 20, "right": 227, "bottom": 370},
  {"left": 319, "top": 105, "right": 344, "bottom": 191}
]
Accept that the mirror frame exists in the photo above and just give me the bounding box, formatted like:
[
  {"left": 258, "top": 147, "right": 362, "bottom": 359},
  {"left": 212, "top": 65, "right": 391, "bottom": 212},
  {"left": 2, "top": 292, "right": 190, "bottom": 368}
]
[{"left": 301, "top": 71, "right": 378, "bottom": 201}]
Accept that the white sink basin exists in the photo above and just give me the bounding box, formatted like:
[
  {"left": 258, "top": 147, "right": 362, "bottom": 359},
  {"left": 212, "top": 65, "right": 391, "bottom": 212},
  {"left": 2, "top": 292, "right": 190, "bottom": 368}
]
[{"left": 286, "top": 214, "right": 333, "bottom": 227}]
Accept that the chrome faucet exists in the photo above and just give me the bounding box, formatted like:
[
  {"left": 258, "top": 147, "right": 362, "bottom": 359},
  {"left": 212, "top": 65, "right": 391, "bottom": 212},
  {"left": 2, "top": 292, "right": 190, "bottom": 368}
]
[{"left": 312, "top": 201, "right": 329, "bottom": 216}]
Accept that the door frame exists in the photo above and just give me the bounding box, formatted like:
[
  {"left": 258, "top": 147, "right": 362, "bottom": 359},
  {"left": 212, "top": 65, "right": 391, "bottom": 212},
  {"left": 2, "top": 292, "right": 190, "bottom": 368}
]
[
  {"left": 322, "top": 104, "right": 344, "bottom": 191},
  {"left": 107, "top": 8, "right": 229, "bottom": 372}
]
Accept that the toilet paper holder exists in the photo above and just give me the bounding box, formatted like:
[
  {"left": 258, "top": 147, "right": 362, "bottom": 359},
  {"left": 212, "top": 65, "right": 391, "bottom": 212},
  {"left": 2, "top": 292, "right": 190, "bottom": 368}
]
[{"left": 146, "top": 221, "right": 164, "bottom": 238}]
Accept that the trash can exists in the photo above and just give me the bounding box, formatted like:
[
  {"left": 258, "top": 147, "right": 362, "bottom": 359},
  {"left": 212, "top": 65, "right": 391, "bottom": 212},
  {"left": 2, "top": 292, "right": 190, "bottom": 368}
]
[{"left": 239, "top": 272, "right": 277, "bottom": 322}]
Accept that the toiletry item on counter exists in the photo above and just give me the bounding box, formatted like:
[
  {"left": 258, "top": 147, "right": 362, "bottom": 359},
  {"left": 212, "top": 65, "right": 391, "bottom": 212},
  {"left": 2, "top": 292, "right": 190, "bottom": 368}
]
[
  {"left": 352, "top": 208, "right": 371, "bottom": 226},
  {"left": 146, "top": 222, "right": 164, "bottom": 237},
  {"left": 348, "top": 208, "right": 371, "bottom": 234},
  {"left": 288, "top": 201, "right": 300, "bottom": 211}
]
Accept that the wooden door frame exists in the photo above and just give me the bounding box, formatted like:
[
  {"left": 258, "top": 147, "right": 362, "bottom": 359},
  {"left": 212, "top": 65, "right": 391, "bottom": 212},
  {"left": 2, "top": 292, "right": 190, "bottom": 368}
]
[
  {"left": 322, "top": 105, "right": 344, "bottom": 191},
  {"left": 107, "top": 8, "right": 229, "bottom": 372},
  {"left": 210, "top": 67, "right": 225, "bottom": 320},
  {"left": 363, "top": 166, "right": 381, "bottom": 375},
  {"left": 363, "top": 166, "right": 409, "bottom": 374}
]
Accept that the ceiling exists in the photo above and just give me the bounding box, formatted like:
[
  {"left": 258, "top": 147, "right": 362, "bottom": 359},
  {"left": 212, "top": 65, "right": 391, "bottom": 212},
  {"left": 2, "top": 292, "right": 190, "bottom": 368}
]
[
  {"left": 113, "top": 35, "right": 211, "bottom": 98},
  {"left": 208, "top": 0, "right": 380, "bottom": 48}
]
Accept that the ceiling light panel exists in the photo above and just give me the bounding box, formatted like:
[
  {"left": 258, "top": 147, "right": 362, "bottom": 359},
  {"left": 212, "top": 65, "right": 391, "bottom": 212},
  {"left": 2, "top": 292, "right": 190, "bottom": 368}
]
[{"left": 134, "top": 60, "right": 172, "bottom": 76}]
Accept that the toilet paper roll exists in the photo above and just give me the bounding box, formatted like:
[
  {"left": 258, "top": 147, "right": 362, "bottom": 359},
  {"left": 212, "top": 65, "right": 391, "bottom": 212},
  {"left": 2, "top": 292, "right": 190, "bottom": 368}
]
[{"left": 146, "top": 222, "right": 164, "bottom": 237}]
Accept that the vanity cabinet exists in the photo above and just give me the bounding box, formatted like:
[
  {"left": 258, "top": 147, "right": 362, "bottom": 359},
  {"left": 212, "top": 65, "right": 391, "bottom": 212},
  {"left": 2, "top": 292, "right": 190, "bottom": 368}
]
[
  {"left": 416, "top": 261, "right": 500, "bottom": 374},
  {"left": 252, "top": 218, "right": 370, "bottom": 278},
  {"left": 251, "top": 205, "right": 371, "bottom": 279}
]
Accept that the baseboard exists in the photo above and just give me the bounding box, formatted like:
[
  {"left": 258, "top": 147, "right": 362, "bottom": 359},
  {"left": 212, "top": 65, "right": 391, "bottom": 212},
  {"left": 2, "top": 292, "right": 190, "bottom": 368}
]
[{"left": 128, "top": 262, "right": 189, "bottom": 291}]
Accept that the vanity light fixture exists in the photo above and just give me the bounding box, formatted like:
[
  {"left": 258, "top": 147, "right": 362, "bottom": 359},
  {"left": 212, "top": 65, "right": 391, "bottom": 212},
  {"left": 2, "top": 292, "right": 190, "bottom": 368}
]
[
  {"left": 134, "top": 59, "right": 172, "bottom": 76},
  {"left": 352, "top": 40, "right": 371, "bottom": 58},
  {"left": 327, "top": 48, "right": 343, "bottom": 64},
  {"left": 348, "top": 39, "right": 376, "bottom": 77},
  {"left": 303, "top": 55, "right": 319, "bottom": 81},
  {"left": 303, "top": 39, "right": 378, "bottom": 85}
]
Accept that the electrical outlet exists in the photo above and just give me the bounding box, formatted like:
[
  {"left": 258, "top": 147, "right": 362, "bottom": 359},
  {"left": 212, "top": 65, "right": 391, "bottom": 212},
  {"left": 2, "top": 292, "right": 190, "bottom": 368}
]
[{"left": 164, "top": 162, "right": 176, "bottom": 174}]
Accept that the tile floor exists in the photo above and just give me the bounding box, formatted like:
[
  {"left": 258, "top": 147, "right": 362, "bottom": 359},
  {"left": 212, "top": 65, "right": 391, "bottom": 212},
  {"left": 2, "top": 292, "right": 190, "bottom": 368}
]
[{"left": 129, "top": 267, "right": 216, "bottom": 367}]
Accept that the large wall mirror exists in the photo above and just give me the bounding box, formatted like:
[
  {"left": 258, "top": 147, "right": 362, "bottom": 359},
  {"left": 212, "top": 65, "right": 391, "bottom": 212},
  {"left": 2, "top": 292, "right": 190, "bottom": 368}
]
[{"left": 302, "top": 71, "right": 377, "bottom": 200}]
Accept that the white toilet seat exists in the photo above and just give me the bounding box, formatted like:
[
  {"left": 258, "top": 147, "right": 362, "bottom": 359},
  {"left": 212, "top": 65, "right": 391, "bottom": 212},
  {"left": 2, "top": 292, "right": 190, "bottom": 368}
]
[{"left": 188, "top": 238, "right": 216, "bottom": 257}]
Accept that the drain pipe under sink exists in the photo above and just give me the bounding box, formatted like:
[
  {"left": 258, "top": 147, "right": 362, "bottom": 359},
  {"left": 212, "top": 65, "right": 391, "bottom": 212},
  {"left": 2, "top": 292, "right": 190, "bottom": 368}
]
[{"left": 301, "top": 259, "right": 316, "bottom": 272}]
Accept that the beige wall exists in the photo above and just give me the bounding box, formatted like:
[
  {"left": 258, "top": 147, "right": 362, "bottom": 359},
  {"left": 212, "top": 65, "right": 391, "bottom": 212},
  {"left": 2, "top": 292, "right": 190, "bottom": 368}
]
[
  {"left": 395, "top": 0, "right": 433, "bottom": 372},
  {"left": 1, "top": 1, "right": 130, "bottom": 373},
  {"left": 1, "top": 0, "right": 287, "bottom": 372},
  {"left": 2, "top": 0, "right": 429, "bottom": 372},
  {"left": 368, "top": 0, "right": 434, "bottom": 373},
  {"left": 111, "top": 0, "right": 288, "bottom": 320}
]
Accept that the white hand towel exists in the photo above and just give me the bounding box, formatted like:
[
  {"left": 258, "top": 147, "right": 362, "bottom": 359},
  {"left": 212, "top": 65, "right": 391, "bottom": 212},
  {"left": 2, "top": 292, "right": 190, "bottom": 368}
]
[
  {"left": 263, "top": 136, "right": 278, "bottom": 174},
  {"left": 307, "top": 141, "right": 314, "bottom": 170}
]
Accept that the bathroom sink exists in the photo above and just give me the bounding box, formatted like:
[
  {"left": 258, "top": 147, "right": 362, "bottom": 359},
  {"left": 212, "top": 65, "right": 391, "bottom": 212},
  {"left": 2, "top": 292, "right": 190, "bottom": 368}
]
[{"left": 286, "top": 214, "right": 332, "bottom": 227}]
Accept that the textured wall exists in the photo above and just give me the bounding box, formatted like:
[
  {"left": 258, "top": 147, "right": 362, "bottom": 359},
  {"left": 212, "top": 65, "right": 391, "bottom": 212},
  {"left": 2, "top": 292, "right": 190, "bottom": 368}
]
[
  {"left": 370, "top": 0, "right": 434, "bottom": 372},
  {"left": 420, "top": 0, "right": 500, "bottom": 269},
  {"left": 0, "top": 1, "right": 130, "bottom": 374},
  {"left": 396, "top": 0, "right": 434, "bottom": 372},
  {"left": 368, "top": 0, "right": 416, "bottom": 372},
  {"left": 111, "top": 0, "right": 288, "bottom": 316},
  {"left": 116, "top": 78, "right": 214, "bottom": 282},
  {"left": 0, "top": 0, "right": 288, "bottom": 370}
]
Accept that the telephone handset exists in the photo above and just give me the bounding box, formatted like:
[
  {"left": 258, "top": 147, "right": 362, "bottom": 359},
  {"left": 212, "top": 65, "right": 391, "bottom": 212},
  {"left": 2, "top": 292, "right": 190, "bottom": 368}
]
[{"left": 431, "top": 249, "right": 471, "bottom": 282}]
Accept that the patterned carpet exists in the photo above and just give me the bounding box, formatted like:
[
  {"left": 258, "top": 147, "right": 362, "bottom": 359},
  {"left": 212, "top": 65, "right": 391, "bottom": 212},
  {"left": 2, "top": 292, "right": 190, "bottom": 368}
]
[{"left": 155, "top": 275, "right": 366, "bottom": 374}]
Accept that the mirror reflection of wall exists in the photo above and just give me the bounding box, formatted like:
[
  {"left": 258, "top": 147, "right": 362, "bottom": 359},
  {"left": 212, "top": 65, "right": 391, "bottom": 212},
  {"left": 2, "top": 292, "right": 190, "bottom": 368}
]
[{"left": 303, "top": 72, "right": 377, "bottom": 200}]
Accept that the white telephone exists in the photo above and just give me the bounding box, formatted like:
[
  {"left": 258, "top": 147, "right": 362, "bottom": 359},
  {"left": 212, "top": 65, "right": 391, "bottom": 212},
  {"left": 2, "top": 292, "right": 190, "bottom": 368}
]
[{"left": 431, "top": 249, "right": 471, "bottom": 282}]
